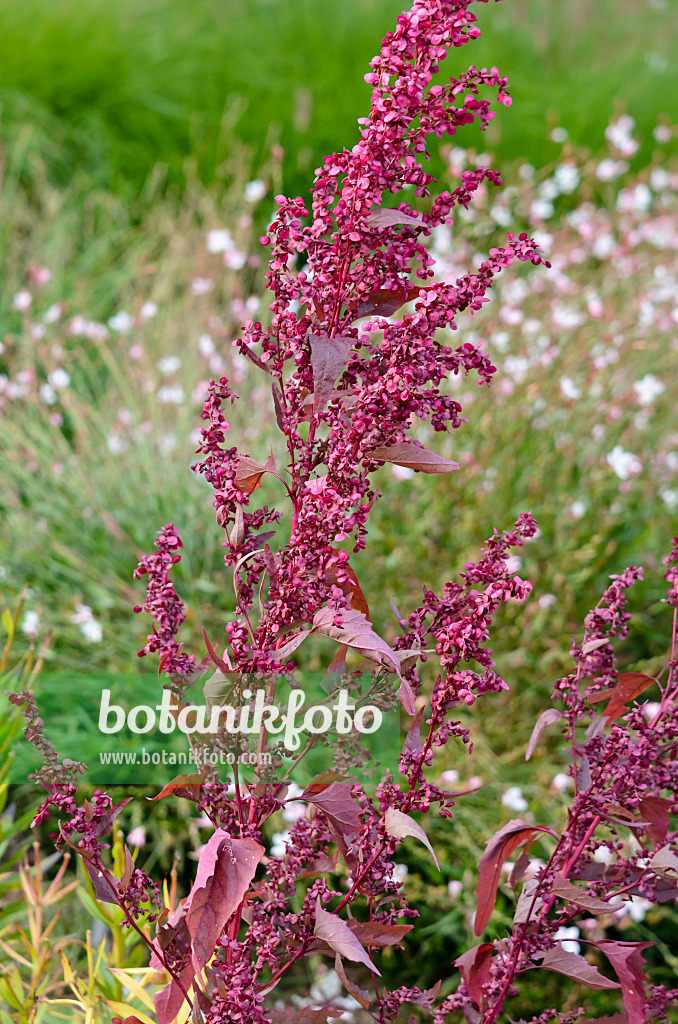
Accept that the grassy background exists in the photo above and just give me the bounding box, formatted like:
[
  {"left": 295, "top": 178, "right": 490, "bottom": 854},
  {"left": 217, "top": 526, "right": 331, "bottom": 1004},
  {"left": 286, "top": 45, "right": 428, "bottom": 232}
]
[{"left": 0, "top": 0, "right": 677, "bottom": 200}]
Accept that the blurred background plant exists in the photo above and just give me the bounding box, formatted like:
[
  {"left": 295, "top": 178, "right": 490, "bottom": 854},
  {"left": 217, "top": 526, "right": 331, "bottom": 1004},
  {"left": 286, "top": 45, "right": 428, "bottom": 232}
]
[{"left": 1, "top": 0, "right": 677, "bottom": 1019}]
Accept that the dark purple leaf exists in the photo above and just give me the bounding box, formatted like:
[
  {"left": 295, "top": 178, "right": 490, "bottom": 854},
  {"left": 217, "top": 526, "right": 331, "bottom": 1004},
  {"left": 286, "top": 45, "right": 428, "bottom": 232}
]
[
  {"left": 475, "top": 820, "right": 553, "bottom": 936},
  {"left": 334, "top": 952, "right": 372, "bottom": 1010},
  {"left": 354, "top": 282, "right": 427, "bottom": 320},
  {"left": 384, "top": 807, "right": 439, "bottom": 869},
  {"left": 638, "top": 796, "right": 671, "bottom": 847},
  {"left": 313, "top": 901, "right": 379, "bottom": 974},
  {"left": 305, "top": 782, "right": 361, "bottom": 836},
  {"left": 83, "top": 859, "right": 120, "bottom": 905},
  {"left": 309, "top": 334, "right": 353, "bottom": 414},
  {"left": 365, "top": 207, "right": 421, "bottom": 229},
  {"left": 312, "top": 606, "right": 403, "bottom": 680},
  {"left": 531, "top": 947, "right": 620, "bottom": 990},
  {"left": 587, "top": 940, "right": 654, "bottom": 1023},
  {"left": 348, "top": 920, "right": 413, "bottom": 947},
  {"left": 271, "top": 381, "right": 285, "bottom": 431},
  {"left": 368, "top": 441, "right": 459, "bottom": 475},
  {"left": 149, "top": 772, "right": 204, "bottom": 803},
  {"left": 525, "top": 709, "right": 563, "bottom": 760},
  {"left": 185, "top": 829, "right": 264, "bottom": 972},
  {"left": 550, "top": 876, "right": 621, "bottom": 914},
  {"left": 454, "top": 943, "right": 495, "bottom": 1008}
]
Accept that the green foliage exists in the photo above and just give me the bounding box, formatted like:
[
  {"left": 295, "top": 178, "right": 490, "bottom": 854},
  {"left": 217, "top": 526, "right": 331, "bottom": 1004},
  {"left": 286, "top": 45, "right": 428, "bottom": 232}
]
[{"left": 0, "top": 0, "right": 676, "bottom": 200}]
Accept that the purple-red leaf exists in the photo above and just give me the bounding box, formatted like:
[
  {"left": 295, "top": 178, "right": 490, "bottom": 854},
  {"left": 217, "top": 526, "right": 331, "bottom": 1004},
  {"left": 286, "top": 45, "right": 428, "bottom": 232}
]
[
  {"left": 313, "top": 901, "right": 380, "bottom": 974},
  {"left": 365, "top": 206, "right": 421, "bottom": 229},
  {"left": 309, "top": 334, "right": 353, "bottom": 414},
  {"left": 550, "top": 876, "right": 621, "bottom": 915},
  {"left": 305, "top": 782, "right": 361, "bottom": 836},
  {"left": 587, "top": 941, "right": 654, "bottom": 1023},
  {"left": 525, "top": 709, "right": 563, "bottom": 760},
  {"left": 149, "top": 772, "right": 204, "bottom": 803},
  {"left": 586, "top": 673, "right": 657, "bottom": 720},
  {"left": 185, "top": 829, "right": 264, "bottom": 972},
  {"left": 83, "top": 859, "right": 119, "bottom": 905},
  {"left": 311, "top": 606, "right": 403, "bottom": 681},
  {"left": 234, "top": 454, "right": 276, "bottom": 494},
  {"left": 638, "top": 796, "right": 672, "bottom": 848},
  {"left": 368, "top": 441, "right": 459, "bottom": 474},
  {"left": 454, "top": 943, "right": 495, "bottom": 1008},
  {"left": 384, "top": 807, "right": 439, "bottom": 870},
  {"left": 334, "top": 952, "right": 372, "bottom": 1010},
  {"left": 532, "top": 947, "right": 620, "bottom": 990},
  {"left": 475, "top": 819, "right": 553, "bottom": 935},
  {"left": 270, "top": 1009, "right": 343, "bottom": 1024},
  {"left": 348, "top": 920, "right": 413, "bottom": 947},
  {"left": 354, "top": 282, "right": 426, "bottom": 320}
]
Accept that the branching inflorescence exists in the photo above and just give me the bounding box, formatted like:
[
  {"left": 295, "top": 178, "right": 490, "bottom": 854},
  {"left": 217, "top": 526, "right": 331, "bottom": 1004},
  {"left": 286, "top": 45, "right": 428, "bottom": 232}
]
[{"left": 9, "top": 2, "right": 678, "bottom": 1023}]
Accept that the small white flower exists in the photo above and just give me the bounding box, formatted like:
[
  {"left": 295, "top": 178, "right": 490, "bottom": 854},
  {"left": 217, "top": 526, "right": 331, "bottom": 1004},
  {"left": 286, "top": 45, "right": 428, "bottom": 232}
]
[
  {"left": 270, "top": 831, "right": 291, "bottom": 858},
  {"left": 593, "top": 845, "right": 614, "bottom": 864},
  {"left": 282, "top": 801, "right": 307, "bottom": 823},
  {"left": 48, "top": 368, "right": 70, "bottom": 390},
  {"left": 549, "top": 127, "right": 568, "bottom": 144},
  {"left": 128, "top": 826, "right": 146, "bottom": 847},
  {"left": 660, "top": 489, "right": 678, "bottom": 512},
  {"left": 392, "top": 863, "right": 409, "bottom": 882},
  {"left": 643, "top": 701, "right": 662, "bottom": 721},
  {"left": 157, "top": 385, "right": 185, "bottom": 405},
  {"left": 391, "top": 465, "right": 415, "bottom": 481},
  {"left": 502, "top": 786, "right": 528, "bottom": 812},
  {"left": 440, "top": 769, "right": 459, "bottom": 785},
  {"left": 224, "top": 250, "right": 247, "bottom": 270},
  {"left": 39, "top": 383, "right": 58, "bottom": 405},
  {"left": 43, "top": 303, "right": 62, "bottom": 324},
  {"left": 560, "top": 377, "right": 581, "bottom": 400},
  {"left": 448, "top": 880, "right": 463, "bottom": 899},
  {"left": 632, "top": 373, "right": 665, "bottom": 405},
  {"left": 191, "top": 277, "right": 213, "bottom": 295},
  {"left": 505, "top": 555, "right": 522, "bottom": 574},
  {"left": 538, "top": 594, "right": 557, "bottom": 609},
  {"left": 22, "top": 610, "right": 40, "bottom": 636},
  {"left": 596, "top": 159, "right": 627, "bottom": 182},
  {"left": 244, "top": 179, "right": 267, "bottom": 202},
  {"left": 70, "top": 604, "right": 103, "bottom": 642},
  {"left": 198, "top": 334, "right": 215, "bottom": 356},
  {"left": 157, "top": 355, "right": 182, "bottom": 375},
  {"left": 107, "top": 435, "right": 125, "bottom": 454},
  {"left": 552, "top": 772, "right": 573, "bottom": 792},
  {"left": 650, "top": 167, "right": 670, "bottom": 191},
  {"left": 553, "top": 164, "right": 579, "bottom": 194},
  {"left": 108, "top": 311, "right": 134, "bottom": 333},
  {"left": 554, "top": 926, "right": 581, "bottom": 954},
  {"left": 140, "top": 301, "right": 158, "bottom": 320},
  {"left": 206, "top": 228, "right": 234, "bottom": 254},
  {"left": 569, "top": 500, "right": 586, "bottom": 520},
  {"left": 13, "top": 290, "right": 32, "bottom": 311},
  {"left": 607, "top": 445, "right": 642, "bottom": 480},
  {"left": 530, "top": 198, "right": 554, "bottom": 221}
]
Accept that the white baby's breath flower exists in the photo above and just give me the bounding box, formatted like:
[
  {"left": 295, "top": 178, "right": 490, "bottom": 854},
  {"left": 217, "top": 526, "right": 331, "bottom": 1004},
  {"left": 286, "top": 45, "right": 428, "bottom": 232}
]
[
  {"left": 502, "top": 786, "right": 528, "bottom": 812},
  {"left": 108, "top": 311, "right": 134, "bottom": 333}
]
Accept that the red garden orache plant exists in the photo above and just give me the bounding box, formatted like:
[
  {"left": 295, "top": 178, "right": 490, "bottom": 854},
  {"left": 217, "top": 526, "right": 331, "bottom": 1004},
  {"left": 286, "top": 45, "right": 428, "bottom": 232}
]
[{"left": 8, "top": 0, "right": 678, "bottom": 1022}]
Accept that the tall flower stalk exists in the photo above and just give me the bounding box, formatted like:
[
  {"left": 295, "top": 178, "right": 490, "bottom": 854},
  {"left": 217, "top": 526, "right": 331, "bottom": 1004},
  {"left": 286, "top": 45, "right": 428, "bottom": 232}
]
[{"left": 9, "top": 2, "right": 678, "bottom": 1023}]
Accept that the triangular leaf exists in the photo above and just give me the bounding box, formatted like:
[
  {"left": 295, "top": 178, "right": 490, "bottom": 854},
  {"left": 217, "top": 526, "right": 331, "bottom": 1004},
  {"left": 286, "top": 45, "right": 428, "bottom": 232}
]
[
  {"left": 334, "top": 952, "right": 372, "bottom": 1010},
  {"left": 550, "top": 876, "right": 621, "bottom": 915},
  {"left": 309, "top": 334, "right": 353, "bottom": 414},
  {"left": 313, "top": 901, "right": 380, "bottom": 974},
  {"left": 365, "top": 206, "right": 421, "bottom": 229},
  {"left": 525, "top": 709, "right": 563, "bottom": 760},
  {"left": 532, "top": 947, "right": 620, "bottom": 990},
  {"left": 369, "top": 441, "right": 459, "bottom": 474},
  {"left": 384, "top": 807, "right": 439, "bottom": 870},
  {"left": 475, "top": 820, "right": 553, "bottom": 935},
  {"left": 587, "top": 941, "right": 654, "bottom": 1023},
  {"left": 185, "top": 829, "right": 264, "bottom": 972},
  {"left": 149, "top": 773, "right": 204, "bottom": 803},
  {"left": 454, "top": 943, "right": 495, "bottom": 1008}
]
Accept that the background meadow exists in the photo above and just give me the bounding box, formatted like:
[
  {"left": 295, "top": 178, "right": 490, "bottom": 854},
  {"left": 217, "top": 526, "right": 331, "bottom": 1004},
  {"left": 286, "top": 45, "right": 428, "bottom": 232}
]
[{"left": 1, "top": 0, "right": 678, "bottom": 1020}]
